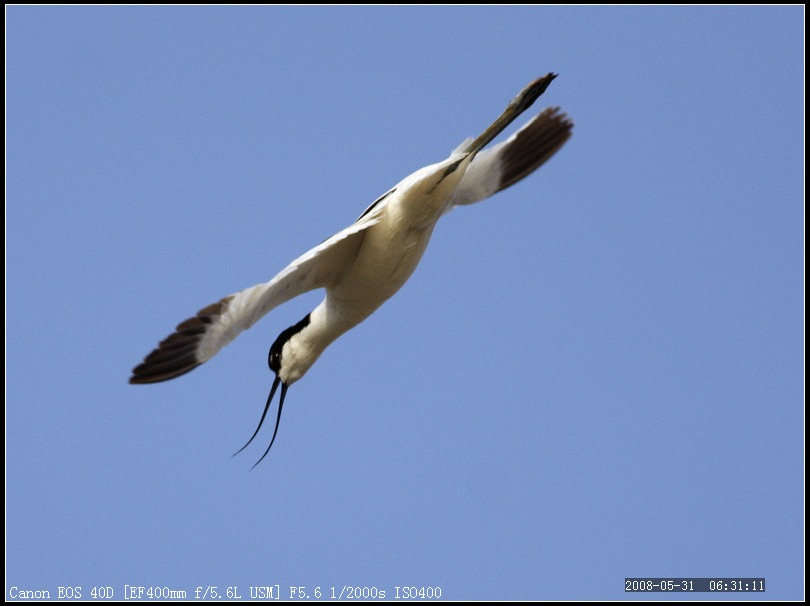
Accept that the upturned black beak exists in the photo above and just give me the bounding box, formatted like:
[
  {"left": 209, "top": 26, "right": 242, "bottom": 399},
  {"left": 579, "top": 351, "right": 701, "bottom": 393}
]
[{"left": 232, "top": 375, "right": 289, "bottom": 469}]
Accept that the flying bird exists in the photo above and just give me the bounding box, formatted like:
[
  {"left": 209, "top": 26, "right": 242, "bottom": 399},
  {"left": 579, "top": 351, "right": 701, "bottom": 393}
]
[{"left": 131, "top": 73, "right": 573, "bottom": 467}]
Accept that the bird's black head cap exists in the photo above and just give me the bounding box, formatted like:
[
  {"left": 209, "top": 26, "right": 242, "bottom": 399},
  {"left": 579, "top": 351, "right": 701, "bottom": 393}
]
[{"left": 268, "top": 313, "right": 312, "bottom": 374}]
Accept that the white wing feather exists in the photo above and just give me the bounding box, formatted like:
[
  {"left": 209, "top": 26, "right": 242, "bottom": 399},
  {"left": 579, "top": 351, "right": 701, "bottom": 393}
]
[
  {"left": 130, "top": 202, "right": 388, "bottom": 383},
  {"left": 449, "top": 107, "right": 572, "bottom": 208},
  {"left": 197, "top": 210, "right": 385, "bottom": 361}
]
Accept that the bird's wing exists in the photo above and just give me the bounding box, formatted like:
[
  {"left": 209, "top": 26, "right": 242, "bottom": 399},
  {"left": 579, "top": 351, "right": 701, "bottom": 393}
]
[
  {"left": 130, "top": 206, "right": 387, "bottom": 384},
  {"left": 448, "top": 107, "right": 573, "bottom": 208}
]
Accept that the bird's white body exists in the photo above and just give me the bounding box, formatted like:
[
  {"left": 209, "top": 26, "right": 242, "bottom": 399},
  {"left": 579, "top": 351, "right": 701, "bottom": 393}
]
[
  {"left": 281, "top": 154, "right": 470, "bottom": 383},
  {"left": 131, "top": 74, "right": 572, "bottom": 464}
]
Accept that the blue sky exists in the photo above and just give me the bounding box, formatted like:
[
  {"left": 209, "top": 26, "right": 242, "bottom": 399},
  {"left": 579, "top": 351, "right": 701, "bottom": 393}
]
[{"left": 7, "top": 6, "right": 803, "bottom": 601}]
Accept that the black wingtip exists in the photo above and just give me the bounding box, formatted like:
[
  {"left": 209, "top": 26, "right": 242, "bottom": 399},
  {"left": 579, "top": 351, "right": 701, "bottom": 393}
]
[
  {"left": 497, "top": 106, "right": 573, "bottom": 192},
  {"left": 129, "top": 295, "right": 234, "bottom": 385}
]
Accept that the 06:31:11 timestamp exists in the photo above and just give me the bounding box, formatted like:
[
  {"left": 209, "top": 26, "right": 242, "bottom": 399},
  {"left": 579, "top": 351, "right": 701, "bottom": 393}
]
[{"left": 625, "top": 578, "right": 765, "bottom": 592}]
